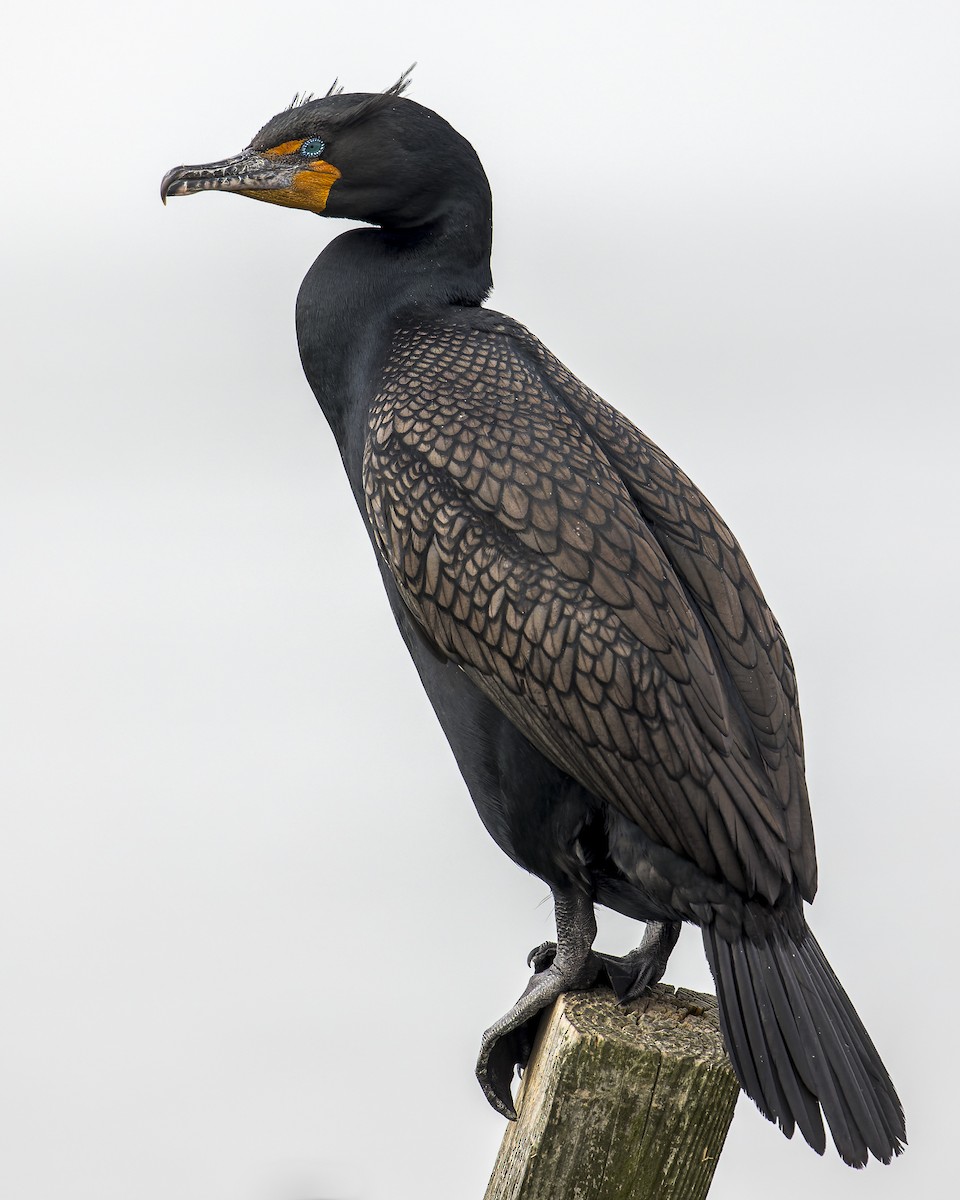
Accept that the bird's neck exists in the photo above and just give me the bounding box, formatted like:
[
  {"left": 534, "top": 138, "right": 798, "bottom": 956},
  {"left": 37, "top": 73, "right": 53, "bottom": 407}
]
[{"left": 296, "top": 203, "right": 492, "bottom": 490}]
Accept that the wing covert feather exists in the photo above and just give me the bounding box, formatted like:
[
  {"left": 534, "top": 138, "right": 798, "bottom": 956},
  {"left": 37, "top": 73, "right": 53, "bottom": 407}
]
[{"left": 363, "top": 318, "right": 815, "bottom": 903}]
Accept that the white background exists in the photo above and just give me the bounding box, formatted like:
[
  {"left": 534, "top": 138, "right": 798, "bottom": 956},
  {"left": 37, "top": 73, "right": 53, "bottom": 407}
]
[{"left": 2, "top": 2, "right": 957, "bottom": 1197}]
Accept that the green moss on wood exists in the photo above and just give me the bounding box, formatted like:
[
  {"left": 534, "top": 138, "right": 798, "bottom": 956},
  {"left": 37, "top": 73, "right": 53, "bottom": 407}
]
[{"left": 485, "top": 985, "right": 739, "bottom": 1200}]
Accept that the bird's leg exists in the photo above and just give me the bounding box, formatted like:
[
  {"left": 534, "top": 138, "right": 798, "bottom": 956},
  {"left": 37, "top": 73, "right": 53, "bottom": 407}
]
[
  {"left": 476, "top": 887, "right": 602, "bottom": 1119},
  {"left": 598, "top": 919, "right": 681, "bottom": 1003},
  {"left": 525, "top": 919, "right": 682, "bottom": 1005}
]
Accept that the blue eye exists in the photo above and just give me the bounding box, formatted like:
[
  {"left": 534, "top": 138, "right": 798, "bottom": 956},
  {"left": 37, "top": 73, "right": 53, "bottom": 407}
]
[{"left": 300, "top": 138, "right": 326, "bottom": 159}]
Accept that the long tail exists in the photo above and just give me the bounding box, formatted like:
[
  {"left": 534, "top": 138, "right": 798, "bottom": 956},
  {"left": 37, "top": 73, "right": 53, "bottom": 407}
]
[{"left": 702, "top": 922, "right": 905, "bottom": 1167}]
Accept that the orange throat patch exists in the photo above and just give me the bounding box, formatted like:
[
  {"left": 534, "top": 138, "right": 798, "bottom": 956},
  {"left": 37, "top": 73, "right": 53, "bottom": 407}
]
[{"left": 244, "top": 143, "right": 342, "bottom": 213}]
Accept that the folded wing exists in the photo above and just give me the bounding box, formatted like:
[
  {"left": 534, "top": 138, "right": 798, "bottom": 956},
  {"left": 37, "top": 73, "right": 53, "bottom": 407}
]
[{"left": 363, "top": 316, "right": 815, "bottom": 905}]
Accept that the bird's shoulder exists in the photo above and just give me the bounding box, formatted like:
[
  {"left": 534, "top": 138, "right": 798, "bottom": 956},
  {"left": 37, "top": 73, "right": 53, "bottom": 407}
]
[{"left": 365, "top": 309, "right": 705, "bottom": 677}]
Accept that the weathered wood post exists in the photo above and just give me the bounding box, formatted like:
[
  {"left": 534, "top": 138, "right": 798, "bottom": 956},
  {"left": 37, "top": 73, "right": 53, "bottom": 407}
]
[{"left": 485, "top": 985, "right": 739, "bottom": 1200}]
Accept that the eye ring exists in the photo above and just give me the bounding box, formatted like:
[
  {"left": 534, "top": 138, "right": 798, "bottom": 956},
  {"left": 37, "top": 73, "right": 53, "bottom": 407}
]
[{"left": 300, "top": 138, "right": 326, "bottom": 159}]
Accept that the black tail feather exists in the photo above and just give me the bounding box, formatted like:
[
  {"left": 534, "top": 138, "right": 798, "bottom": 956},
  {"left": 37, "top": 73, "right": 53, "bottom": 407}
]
[
  {"left": 703, "top": 922, "right": 905, "bottom": 1167},
  {"left": 742, "top": 938, "right": 825, "bottom": 1152}
]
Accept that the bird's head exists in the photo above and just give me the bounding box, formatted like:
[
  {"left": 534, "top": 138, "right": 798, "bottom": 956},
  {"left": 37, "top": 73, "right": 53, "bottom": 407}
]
[{"left": 160, "top": 69, "right": 489, "bottom": 232}]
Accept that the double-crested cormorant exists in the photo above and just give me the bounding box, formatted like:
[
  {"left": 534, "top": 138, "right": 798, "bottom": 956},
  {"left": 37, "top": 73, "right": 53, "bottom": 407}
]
[{"left": 162, "top": 73, "right": 905, "bottom": 1166}]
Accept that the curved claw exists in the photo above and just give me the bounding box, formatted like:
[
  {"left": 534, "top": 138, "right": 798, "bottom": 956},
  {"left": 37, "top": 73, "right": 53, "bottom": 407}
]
[{"left": 526, "top": 940, "right": 557, "bottom": 971}]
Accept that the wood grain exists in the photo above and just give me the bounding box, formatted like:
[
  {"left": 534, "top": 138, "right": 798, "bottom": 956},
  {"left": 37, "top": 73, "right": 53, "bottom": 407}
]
[{"left": 485, "top": 985, "right": 739, "bottom": 1200}]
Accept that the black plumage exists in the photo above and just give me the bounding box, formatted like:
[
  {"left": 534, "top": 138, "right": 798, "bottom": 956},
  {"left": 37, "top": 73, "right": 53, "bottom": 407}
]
[{"left": 161, "top": 75, "right": 905, "bottom": 1167}]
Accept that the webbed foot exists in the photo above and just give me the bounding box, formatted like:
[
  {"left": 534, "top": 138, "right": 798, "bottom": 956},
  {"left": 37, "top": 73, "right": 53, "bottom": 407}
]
[
  {"left": 476, "top": 953, "right": 603, "bottom": 1118},
  {"left": 523, "top": 920, "right": 681, "bottom": 1005},
  {"left": 477, "top": 888, "right": 601, "bottom": 1118},
  {"left": 600, "top": 920, "right": 682, "bottom": 1003}
]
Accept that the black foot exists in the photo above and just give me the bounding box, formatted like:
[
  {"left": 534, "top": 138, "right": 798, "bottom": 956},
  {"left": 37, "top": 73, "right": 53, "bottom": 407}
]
[
  {"left": 601, "top": 921, "right": 681, "bottom": 1003},
  {"left": 478, "top": 888, "right": 602, "bottom": 1119},
  {"left": 477, "top": 954, "right": 603, "bottom": 1118},
  {"left": 600, "top": 950, "right": 666, "bottom": 1002},
  {"left": 525, "top": 921, "right": 681, "bottom": 1005}
]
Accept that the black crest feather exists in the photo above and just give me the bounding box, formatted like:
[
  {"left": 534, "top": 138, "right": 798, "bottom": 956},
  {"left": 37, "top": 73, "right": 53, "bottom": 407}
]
[
  {"left": 251, "top": 66, "right": 417, "bottom": 152},
  {"left": 287, "top": 91, "right": 315, "bottom": 110},
  {"left": 331, "top": 64, "right": 415, "bottom": 129}
]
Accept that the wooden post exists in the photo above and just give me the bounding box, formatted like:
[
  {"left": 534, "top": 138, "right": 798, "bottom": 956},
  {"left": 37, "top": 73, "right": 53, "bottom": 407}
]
[{"left": 485, "top": 985, "right": 739, "bottom": 1200}]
